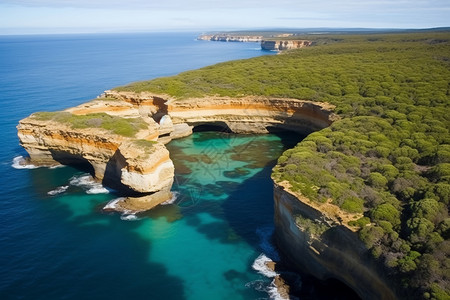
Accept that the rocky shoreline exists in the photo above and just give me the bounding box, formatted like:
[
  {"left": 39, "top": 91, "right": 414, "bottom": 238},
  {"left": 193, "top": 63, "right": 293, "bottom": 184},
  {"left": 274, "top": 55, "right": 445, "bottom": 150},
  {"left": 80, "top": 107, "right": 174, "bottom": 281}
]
[
  {"left": 198, "top": 33, "right": 312, "bottom": 51},
  {"left": 17, "top": 90, "right": 398, "bottom": 299}
]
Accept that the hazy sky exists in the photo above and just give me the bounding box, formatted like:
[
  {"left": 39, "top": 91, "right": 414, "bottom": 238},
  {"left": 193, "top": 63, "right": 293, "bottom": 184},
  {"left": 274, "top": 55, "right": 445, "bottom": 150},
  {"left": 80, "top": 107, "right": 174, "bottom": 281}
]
[{"left": 0, "top": 0, "right": 449, "bottom": 34}]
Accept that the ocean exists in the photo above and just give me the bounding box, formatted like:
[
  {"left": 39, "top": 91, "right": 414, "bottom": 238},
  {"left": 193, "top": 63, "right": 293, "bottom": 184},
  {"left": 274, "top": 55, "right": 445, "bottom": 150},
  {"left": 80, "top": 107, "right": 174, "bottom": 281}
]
[{"left": 0, "top": 32, "right": 297, "bottom": 299}]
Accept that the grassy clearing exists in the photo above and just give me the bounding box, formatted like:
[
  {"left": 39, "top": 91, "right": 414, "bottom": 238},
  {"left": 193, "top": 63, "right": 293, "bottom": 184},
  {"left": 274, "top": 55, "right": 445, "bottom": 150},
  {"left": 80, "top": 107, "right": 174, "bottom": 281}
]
[{"left": 32, "top": 111, "right": 147, "bottom": 137}]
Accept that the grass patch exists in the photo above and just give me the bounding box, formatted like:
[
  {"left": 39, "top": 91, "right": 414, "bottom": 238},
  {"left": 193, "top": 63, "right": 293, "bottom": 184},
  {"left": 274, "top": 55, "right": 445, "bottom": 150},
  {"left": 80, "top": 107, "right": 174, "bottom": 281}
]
[{"left": 31, "top": 111, "right": 147, "bottom": 137}]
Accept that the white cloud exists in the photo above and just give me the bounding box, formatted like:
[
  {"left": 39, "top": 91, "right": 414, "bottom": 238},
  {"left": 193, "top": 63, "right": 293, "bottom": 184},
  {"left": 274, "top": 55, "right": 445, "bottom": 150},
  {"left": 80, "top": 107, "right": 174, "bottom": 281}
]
[{"left": 0, "top": 0, "right": 448, "bottom": 34}]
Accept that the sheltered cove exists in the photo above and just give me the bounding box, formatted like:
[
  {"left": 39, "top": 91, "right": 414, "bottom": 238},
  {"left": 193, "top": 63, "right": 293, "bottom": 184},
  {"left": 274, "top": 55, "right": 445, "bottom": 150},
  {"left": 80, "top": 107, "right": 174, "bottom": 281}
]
[{"left": 17, "top": 89, "right": 398, "bottom": 299}]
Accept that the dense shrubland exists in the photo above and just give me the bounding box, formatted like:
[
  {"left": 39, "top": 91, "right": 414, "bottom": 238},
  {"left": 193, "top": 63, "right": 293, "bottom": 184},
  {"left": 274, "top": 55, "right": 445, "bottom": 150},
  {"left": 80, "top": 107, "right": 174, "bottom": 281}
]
[{"left": 117, "top": 32, "right": 450, "bottom": 299}]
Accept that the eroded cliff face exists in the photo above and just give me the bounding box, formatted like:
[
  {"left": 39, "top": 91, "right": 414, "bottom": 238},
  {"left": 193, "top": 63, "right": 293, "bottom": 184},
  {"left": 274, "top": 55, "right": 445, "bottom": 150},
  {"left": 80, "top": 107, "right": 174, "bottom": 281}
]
[
  {"left": 198, "top": 34, "right": 262, "bottom": 42},
  {"left": 17, "top": 116, "right": 174, "bottom": 194},
  {"left": 273, "top": 181, "right": 398, "bottom": 300},
  {"left": 261, "top": 40, "right": 312, "bottom": 51},
  {"left": 167, "top": 95, "right": 338, "bottom": 134},
  {"left": 18, "top": 89, "right": 397, "bottom": 298},
  {"left": 18, "top": 90, "right": 337, "bottom": 209}
]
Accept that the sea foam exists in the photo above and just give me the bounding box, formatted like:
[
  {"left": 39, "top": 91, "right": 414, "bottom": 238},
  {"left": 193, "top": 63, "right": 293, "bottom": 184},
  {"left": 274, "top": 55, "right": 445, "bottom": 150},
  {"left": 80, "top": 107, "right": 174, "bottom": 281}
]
[
  {"left": 160, "top": 191, "right": 179, "bottom": 205},
  {"left": 103, "top": 198, "right": 124, "bottom": 210},
  {"left": 120, "top": 214, "right": 138, "bottom": 221},
  {"left": 69, "top": 174, "right": 109, "bottom": 194},
  {"left": 47, "top": 185, "right": 69, "bottom": 196},
  {"left": 11, "top": 156, "right": 38, "bottom": 169},
  {"left": 252, "top": 254, "right": 277, "bottom": 278}
]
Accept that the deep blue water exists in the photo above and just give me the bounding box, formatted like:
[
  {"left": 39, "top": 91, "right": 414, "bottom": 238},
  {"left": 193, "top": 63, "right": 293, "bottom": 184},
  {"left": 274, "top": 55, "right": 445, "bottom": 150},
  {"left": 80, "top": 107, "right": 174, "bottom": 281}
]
[{"left": 0, "top": 32, "right": 301, "bottom": 299}]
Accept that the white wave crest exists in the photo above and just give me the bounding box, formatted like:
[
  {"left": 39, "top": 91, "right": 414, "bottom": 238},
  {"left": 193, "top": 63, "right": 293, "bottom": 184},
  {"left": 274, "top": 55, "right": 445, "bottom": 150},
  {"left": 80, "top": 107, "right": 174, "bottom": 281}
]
[
  {"left": 160, "top": 191, "right": 179, "bottom": 205},
  {"left": 103, "top": 197, "right": 124, "bottom": 210},
  {"left": 267, "top": 280, "right": 290, "bottom": 300},
  {"left": 252, "top": 254, "right": 277, "bottom": 278},
  {"left": 49, "top": 164, "right": 65, "bottom": 169},
  {"left": 86, "top": 186, "right": 109, "bottom": 194},
  {"left": 246, "top": 278, "right": 290, "bottom": 300},
  {"left": 11, "top": 156, "right": 38, "bottom": 169},
  {"left": 120, "top": 214, "right": 138, "bottom": 221},
  {"left": 47, "top": 185, "right": 69, "bottom": 196},
  {"left": 69, "top": 174, "right": 109, "bottom": 194}
]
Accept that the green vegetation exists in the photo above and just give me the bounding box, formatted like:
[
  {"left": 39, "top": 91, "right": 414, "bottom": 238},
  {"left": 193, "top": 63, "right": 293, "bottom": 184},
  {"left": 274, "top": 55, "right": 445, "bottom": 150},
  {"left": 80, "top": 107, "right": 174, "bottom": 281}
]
[
  {"left": 295, "top": 214, "right": 329, "bottom": 237},
  {"left": 32, "top": 111, "right": 147, "bottom": 137},
  {"left": 132, "top": 139, "right": 157, "bottom": 158},
  {"left": 115, "top": 31, "right": 450, "bottom": 298}
]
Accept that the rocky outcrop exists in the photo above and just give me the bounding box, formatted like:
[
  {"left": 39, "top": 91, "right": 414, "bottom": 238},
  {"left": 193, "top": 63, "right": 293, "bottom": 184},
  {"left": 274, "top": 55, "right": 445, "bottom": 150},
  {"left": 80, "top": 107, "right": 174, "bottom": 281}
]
[
  {"left": 17, "top": 91, "right": 335, "bottom": 190},
  {"left": 273, "top": 181, "right": 398, "bottom": 300},
  {"left": 198, "top": 34, "right": 312, "bottom": 51},
  {"left": 261, "top": 40, "right": 312, "bottom": 51},
  {"left": 167, "top": 95, "right": 338, "bottom": 134},
  {"left": 18, "top": 88, "right": 397, "bottom": 298},
  {"left": 198, "top": 34, "right": 262, "bottom": 42},
  {"left": 17, "top": 90, "right": 337, "bottom": 207},
  {"left": 17, "top": 116, "right": 174, "bottom": 194}
]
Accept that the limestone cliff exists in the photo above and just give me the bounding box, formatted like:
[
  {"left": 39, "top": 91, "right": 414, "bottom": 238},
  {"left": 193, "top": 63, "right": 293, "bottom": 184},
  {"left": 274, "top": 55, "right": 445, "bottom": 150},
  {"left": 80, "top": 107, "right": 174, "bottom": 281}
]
[
  {"left": 198, "top": 34, "right": 262, "bottom": 42},
  {"left": 17, "top": 115, "right": 174, "bottom": 194},
  {"left": 17, "top": 89, "right": 398, "bottom": 298},
  {"left": 261, "top": 40, "right": 312, "bottom": 51},
  {"left": 18, "top": 90, "right": 336, "bottom": 208},
  {"left": 273, "top": 181, "right": 399, "bottom": 300}
]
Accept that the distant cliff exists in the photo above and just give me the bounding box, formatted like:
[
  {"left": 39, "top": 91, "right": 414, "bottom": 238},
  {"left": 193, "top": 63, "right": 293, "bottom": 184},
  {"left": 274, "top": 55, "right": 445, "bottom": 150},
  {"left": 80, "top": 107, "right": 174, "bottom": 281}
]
[
  {"left": 198, "top": 33, "right": 312, "bottom": 50},
  {"left": 261, "top": 40, "right": 312, "bottom": 51},
  {"left": 197, "top": 34, "right": 262, "bottom": 42}
]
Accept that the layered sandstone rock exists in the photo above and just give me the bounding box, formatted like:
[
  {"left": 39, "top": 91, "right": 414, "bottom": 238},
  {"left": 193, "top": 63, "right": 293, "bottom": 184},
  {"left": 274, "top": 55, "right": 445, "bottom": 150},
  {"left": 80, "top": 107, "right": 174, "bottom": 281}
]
[
  {"left": 17, "top": 105, "right": 174, "bottom": 194},
  {"left": 261, "top": 40, "right": 312, "bottom": 51},
  {"left": 17, "top": 90, "right": 337, "bottom": 205},
  {"left": 17, "top": 89, "right": 397, "bottom": 298},
  {"left": 198, "top": 34, "right": 263, "bottom": 42},
  {"left": 168, "top": 95, "right": 338, "bottom": 134}
]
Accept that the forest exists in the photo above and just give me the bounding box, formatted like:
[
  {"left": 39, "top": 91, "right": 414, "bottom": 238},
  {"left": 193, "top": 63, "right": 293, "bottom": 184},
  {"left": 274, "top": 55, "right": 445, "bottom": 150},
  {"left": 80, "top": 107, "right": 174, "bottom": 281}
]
[{"left": 116, "top": 32, "right": 450, "bottom": 299}]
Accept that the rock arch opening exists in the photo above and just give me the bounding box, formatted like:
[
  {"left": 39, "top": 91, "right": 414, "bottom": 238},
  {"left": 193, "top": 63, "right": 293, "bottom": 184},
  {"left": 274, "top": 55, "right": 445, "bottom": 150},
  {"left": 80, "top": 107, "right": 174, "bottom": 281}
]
[
  {"left": 49, "top": 151, "right": 96, "bottom": 176},
  {"left": 192, "top": 121, "right": 233, "bottom": 133}
]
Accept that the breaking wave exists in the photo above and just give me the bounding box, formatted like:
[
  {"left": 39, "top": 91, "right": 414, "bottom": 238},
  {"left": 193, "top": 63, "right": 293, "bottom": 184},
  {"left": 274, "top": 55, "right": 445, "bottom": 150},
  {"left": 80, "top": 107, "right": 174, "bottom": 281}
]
[
  {"left": 160, "top": 191, "right": 179, "bottom": 205},
  {"left": 11, "top": 156, "right": 38, "bottom": 169},
  {"left": 47, "top": 185, "right": 69, "bottom": 196},
  {"left": 252, "top": 254, "right": 277, "bottom": 278},
  {"left": 120, "top": 214, "right": 138, "bottom": 221},
  {"left": 103, "top": 198, "right": 124, "bottom": 210},
  {"left": 69, "top": 174, "right": 109, "bottom": 194}
]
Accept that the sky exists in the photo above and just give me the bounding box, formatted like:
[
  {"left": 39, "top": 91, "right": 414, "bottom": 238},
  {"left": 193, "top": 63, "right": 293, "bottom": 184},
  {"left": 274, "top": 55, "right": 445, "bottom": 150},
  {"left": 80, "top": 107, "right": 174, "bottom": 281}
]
[{"left": 0, "top": 0, "right": 449, "bottom": 35}]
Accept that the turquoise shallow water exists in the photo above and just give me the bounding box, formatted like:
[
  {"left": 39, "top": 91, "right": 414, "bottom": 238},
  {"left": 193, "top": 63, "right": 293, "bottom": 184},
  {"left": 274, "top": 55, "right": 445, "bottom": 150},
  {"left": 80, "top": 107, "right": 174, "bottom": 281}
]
[
  {"left": 0, "top": 32, "right": 359, "bottom": 300},
  {"left": 0, "top": 33, "right": 286, "bottom": 299},
  {"left": 4, "top": 131, "right": 300, "bottom": 300},
  {"left": 162, "top": 131, "right": 301, "bottom": 299}
]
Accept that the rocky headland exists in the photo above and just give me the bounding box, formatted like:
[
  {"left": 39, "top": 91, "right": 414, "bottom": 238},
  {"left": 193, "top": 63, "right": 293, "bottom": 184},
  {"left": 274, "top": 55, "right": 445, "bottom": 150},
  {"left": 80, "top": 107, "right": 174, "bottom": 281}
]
[
  {"left": 261, "top": 39, "right": 312, "bottom": 51},
  {"left": 17, "top": 90, "right": 337, "bottom": 206},
  {"left": 17, "top": 90, "right": 398, "bottom": 299},
  {"left": 198, "top": 33, "right": 312, "bottom": 50},
  {"left": 197, "top": 34, "right": 263, "bottom": 42}
]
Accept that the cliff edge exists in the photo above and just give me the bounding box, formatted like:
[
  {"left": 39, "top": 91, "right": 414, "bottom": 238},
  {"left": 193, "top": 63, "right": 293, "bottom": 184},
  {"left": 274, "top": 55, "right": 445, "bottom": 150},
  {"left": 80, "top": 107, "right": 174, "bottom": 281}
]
[
  {"left": 17, "top": 91, "right": 336, "bottom": 208},
  {"left": 273, "top": 181, "right": 398, "bottom": 299},
  {"left": 17, "top": 90, "right": 399, "bottom": 299}
]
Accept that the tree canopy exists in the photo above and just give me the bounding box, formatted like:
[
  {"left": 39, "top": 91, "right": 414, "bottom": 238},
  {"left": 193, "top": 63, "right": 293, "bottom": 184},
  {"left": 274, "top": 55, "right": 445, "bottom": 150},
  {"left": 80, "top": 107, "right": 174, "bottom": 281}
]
[{"left": 116, "top": 32, "right": 450, "bottom": 299}]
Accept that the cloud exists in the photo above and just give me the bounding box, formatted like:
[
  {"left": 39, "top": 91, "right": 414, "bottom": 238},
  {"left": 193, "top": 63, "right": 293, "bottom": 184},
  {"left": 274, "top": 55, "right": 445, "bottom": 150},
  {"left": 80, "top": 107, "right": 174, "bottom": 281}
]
[
  {"left": 7, "top": 0, "right": 448, "bottom": 11},
  {"left": 1, "top": 0, "right": 448, "bottom": 34}
]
